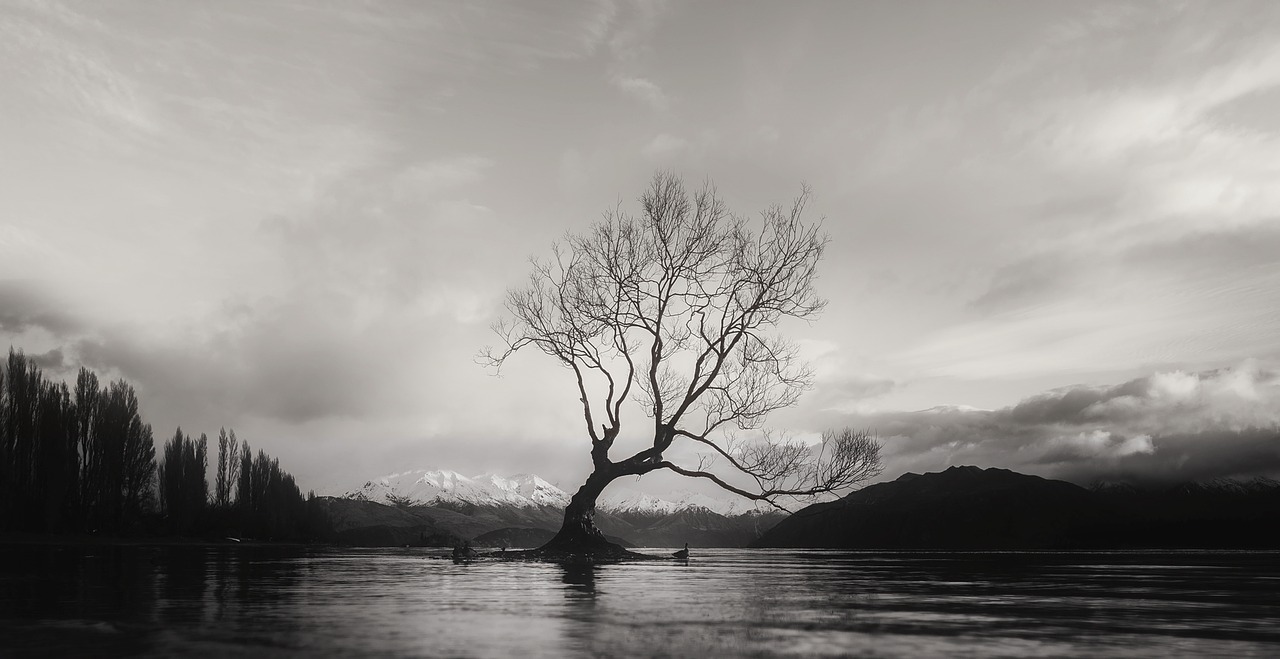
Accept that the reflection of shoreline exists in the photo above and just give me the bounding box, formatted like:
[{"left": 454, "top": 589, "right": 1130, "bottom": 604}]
[{"left": 0, "top": 533, "right": 310, "bottom": 548}]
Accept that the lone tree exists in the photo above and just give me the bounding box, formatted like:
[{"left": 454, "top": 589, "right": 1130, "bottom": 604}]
[{"left": 482, "top": 172, "right": 881, "bottom": 556}]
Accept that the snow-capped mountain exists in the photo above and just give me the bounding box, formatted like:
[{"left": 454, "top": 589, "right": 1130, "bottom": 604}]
[
  {"left": 345, "top": 469, "right": 570, "bottom": 508},
  {"left": 342, "top": 468, "right": 772, "bottom": 516},
  {"left": 598, "top": 491, "right": 685, "bottom": 515},
  {"left": 919, "top": 404, "right": 989, "bottom": 414},
  {"left": 599, "top": 487, "right": 773, "bottom": 517}
]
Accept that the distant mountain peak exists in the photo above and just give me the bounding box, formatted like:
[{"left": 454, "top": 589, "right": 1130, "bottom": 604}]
[
  {"left": 345, "top": 469, "right": 571, "bottom": 508},
  {"left": 919, "top": 405, "right": 988, "bottom": 414}
]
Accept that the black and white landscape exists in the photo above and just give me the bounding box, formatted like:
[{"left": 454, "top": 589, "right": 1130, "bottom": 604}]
[{"left": 4, "top": 1, "right": 1280, "bottom": 657}]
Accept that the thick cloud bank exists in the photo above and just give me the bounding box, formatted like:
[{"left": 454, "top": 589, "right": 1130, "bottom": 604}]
[{"left": 846, "top": 361, "right": 1280, "bottom": 485}]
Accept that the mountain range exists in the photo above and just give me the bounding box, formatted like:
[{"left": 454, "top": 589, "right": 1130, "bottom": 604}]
[
  {"left": 345, "top": 470, "right": 570, "bottom": 508},
  {"left": 314, "top": 468, "right": 786, "bottom": 548},
  {"left": 340, "top": 468, "right": 771, "bottom": 516}
]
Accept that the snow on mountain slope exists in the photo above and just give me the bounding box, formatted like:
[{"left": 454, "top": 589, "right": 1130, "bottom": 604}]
[
  {"left": 345, "top": 469, "right": 571, "bottom": 508},
  {"left": 345, "top": 468, "right": 773, "bottom": 516},
  {"left": 597, "top": 491, "right": 685, "bottom": 515},
  {"left": 599, "top": 487, "right": 773, "bottom": 517}
]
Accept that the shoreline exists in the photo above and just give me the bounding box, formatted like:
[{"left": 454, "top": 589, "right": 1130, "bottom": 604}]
[{"left": 0, "top": 532, "right": 313, "bottom": 548}]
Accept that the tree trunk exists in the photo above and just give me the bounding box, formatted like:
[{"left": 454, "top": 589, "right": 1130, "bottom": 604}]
[{"left": 541, "top": 468, "right": 625, "bottom": 555}]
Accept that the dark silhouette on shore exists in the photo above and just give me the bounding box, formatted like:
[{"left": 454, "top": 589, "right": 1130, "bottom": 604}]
[{"left": 1, "top": 347, "right": 315, "bottom": 543}]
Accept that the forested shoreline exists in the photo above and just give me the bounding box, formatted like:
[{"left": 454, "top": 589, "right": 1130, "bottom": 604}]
[{"left": 1, "top": 348, "right": 316, "bottom": 542}]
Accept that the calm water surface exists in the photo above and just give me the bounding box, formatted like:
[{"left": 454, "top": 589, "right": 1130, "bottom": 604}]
[{"left": 2, "top": 545, "right": 1278, "bottom": 657}]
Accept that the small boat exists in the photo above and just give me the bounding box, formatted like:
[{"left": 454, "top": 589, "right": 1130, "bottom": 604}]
[{"left": 672, "top": 543, "right": 689, "bottom": 559}]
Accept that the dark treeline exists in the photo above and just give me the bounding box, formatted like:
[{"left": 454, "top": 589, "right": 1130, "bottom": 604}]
[
  {"left": 1, "top": 348, "right": 314, "bottom": 541},
  {"left": 1, "top": 350, "right": 154, "bottom": 534}
]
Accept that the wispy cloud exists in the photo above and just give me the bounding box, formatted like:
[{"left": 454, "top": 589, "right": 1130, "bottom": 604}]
[
  {"left": 641, "top": 133, "right": 685, "bottom": 158},
  {"left": 611, "top": 74, "right": 670, "bottom": 110}
]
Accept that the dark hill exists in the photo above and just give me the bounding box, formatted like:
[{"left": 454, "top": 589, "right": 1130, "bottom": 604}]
[
  {"left": 753, "top": 466, "right": 1280, "bottom": 550},
  {"left": 754, "top": 466, "right": 1106, "bottom": 550}
]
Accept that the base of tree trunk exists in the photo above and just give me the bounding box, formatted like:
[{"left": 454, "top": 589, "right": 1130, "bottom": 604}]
[
  {"left": 537, "top": 473, "right": 633, "bottom": 558},
  {"left": 539, "top": 522, "right": 636, "bottom": 559},
  {"left": 538, "top": 537, "right": 633, "bottom": 559}
]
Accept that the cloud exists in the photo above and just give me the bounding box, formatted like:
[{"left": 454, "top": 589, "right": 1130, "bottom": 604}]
[
  {"left": 392, "top": 157, "right": 493, "bottom": 200},
  {"left": 611, "top": 74, "right": 669, "bottom": 110},
  {"left": 809, "top": 374, "right": 896, "bottom": 414},
  {"left": 1005, "top": 33, "right": 1280, "bottom": 249},
  {"left": 0, "top": 280, "right": 81, "bottom": 336},
  {"left": 29, "top": 347, "right": 67, "bottom": 371},
  {"left": 2, "top": 151, "right": 505, "bottom": 434},
  {"left": 604, "top": 0, "right": 669, "bottom": 62},
  {"left": 839, "top": 5, "right": 1280, "bottom": 380},
  {"left": 0, "top": 4, "right": 157, "bottom": 138},
  {"left": 818, "top": 361, "right": 1280, "bottom": 485},
  {"left": 262, "top": 154, "right": 498, "bottom": 306},
  {"left": 967, "top": 254, "right": 1081, "bottom": 314},
  {"left": 641, "top": 133, "right": 686, "bottom": 158},
  {"left": 71, "top": 302, "right": 422, "bottom": 427}
]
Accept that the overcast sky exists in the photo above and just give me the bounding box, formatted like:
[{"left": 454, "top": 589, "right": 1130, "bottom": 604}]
[{"left": 3, "top": 0, "right": 1279, "bottom": 496}]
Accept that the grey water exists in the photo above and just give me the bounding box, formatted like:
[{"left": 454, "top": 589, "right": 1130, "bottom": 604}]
[{"left": 2, "top": 545, "right": 1278, "bottom": 658}]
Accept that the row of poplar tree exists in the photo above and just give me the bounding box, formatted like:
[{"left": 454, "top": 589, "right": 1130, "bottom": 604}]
[
  {"left": 158, "top": 427, "right": 311, "bottom": 539},
  {"left": 1, "top": 348, "right": 311, "bottom": 540}
]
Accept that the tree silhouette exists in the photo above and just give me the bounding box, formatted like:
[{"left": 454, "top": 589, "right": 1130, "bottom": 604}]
[
  {"left": 98, "top": 379, "right": 156, "bottom": 531},
  {"left": 1, "top": 348, "right": 304, "bottom": 541},
  {"left": 230, "top": 442, "right": 306, "bottom": 540},
  {"left": 482, "top": 172, "right": 881, "bottom": 555},
  {"left": 36, "top": 378, "right": 75, "bottom": 532},
  {"left": 215, "top": 428, "right": 233, "bottom": 508},
  {"left": 159, "top": 428, "right": 208, "bottom": 532},
  {"left": 74, "top": 367, "right": 101, "bottom": 529},
  {"left": 2, "top": 349, "right": 40, "bottom": 529}
]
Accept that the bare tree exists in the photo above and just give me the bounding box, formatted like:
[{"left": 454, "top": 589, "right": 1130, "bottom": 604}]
[{"left": 482, "top": 172, "right": 881, "bottom": 555}]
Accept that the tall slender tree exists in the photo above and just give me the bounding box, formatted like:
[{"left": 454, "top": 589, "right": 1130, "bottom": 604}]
[
  {"left": 215, "top": 428, "right": 231, "bottom": 508},
  {"left": 226, "top": 429, "right": 240, "bottom": 505},
  {"left": 74, "top": 368, "right": 101, "bottom": 530}
]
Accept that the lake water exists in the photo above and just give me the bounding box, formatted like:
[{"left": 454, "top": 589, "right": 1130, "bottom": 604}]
[{"left": 1, "top": 544, "right": 1277, "bottom": 657}]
